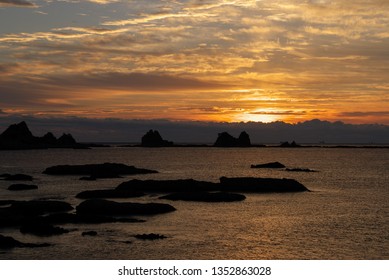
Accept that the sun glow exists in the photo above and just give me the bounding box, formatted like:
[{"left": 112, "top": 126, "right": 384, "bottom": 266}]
[{"left": 236, "top": 111, "right": 279, "bottom": 123}]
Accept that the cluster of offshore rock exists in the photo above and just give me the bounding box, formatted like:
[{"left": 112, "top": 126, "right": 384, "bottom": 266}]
[{"left": 0, "top": 160, "right": 312, "bottom": 249}]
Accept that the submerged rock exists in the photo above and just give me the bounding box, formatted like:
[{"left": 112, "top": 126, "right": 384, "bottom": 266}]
[
  {"left": 159, "top": 191, "right": 246, "bottom": 202},
  {"left": 8, "top": 184, "right": 38, "bottom": 191},
  {"left": 76, "top": 199, "right": 176, "bottom": 216},
  {"left": 251, "top": 162, "right": 286, "bottom": 169},
  {"left": 43, "top": 162, "right": 157, "bottom": 178}
]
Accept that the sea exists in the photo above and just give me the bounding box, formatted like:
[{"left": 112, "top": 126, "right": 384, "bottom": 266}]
[{"left": 0, "top": 147, "right": 388, "bottom": 260}]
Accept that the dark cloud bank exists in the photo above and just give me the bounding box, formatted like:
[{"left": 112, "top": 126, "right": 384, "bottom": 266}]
[{"left": 0, "top": 115, "right": 388, "bottom": 144}]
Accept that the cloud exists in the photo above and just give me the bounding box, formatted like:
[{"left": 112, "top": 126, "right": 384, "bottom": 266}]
[{"left": 0, "top": 0, "right": 36, "bottom": 7}]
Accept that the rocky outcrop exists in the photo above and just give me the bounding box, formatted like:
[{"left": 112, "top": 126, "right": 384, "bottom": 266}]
[
  {"left": 8, "top": 184, "right": 38, "bottom": 191},
  {"left": 214, "top": 131, "right": 251, "bottom": 147},
  {"left": 251, "top": 162, "right": 286, "bottom": 169},
  {"left": 43, "top": 162, "right": 158, "bottom": 178},
  {"left": 0, "top": 121, "right": 85, "bottom": 150},
  {"left": 76, "top": 199, "right": 176, "bottom": 216},
  {"left": 141, "top": 130, "right": 173, "bottom": 147},
  {"left": 159, "top": 191, "right": 246, "bottom": 202}
]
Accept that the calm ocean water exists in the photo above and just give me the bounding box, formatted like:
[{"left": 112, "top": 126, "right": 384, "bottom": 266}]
[{"left": 0, "top": 147, "right": 388, "bottom": 259}]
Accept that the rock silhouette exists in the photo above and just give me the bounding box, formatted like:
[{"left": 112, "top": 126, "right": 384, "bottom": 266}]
[
  {"left": 141, "top": 130, "right": 173, "bottom": 147},
  {"left": 214, "top": 131, "right": 251, "bottom": 147},
  {"left": 0, "top": 121, "right": 84, "bottom": 149}
]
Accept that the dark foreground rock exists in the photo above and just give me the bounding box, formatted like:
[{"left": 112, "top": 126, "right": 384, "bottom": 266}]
[
  {"left": 8, "top": 184, "right": 38, "bottom": 191},
  {"left": 43, "top": 162, "right": 157, "bottom": 178},
  {"left": 0, "top": 234, "right": 51, "bottom": 249},
  {"left": 8, "top": 200, "right": 73, "bottom": 216},
  {"left": 251, "top": 162, "right": 286, "bottom": 168},
  {"left": 1, "top": 174, "right": 33, "bottom": 181},
  {"left": 76, "top": 199, "right": 176, "bottom": 216},
  {"left": 134, "top": 233, "right": 167, "bottom": 240},
  {"left": 117, "top": 177, "right": 309, "bottom": 193},
  {"left": 0, "top": 200, "right": 73, "bottom": 227},
  {"left": 159, "top": 191, "right": 246, "bottom": 202},
  {"left": 20, "top": 222, "right": 69, "bottom": 236}
]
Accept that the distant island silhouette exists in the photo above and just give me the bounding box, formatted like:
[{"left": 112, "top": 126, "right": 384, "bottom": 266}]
[
  {"left": 0, "top": 121, "right": 387, "bottom": 149},
  {"left": 0, "top": 121, "right": 84, "bottom": 150}
]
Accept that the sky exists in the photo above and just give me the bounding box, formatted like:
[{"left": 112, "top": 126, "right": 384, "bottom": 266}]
[{"left": 1, "top": 0, "right": 389, "bottom": 125}]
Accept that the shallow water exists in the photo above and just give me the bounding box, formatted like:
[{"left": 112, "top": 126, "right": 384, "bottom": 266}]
[{"left": 0, "top": 147, "right": 388, "bottom": 259}]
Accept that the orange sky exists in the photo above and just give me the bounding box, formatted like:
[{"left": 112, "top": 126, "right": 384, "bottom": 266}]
[{"left": 0, "top": 0, "right": 388, "bottom": 124}]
